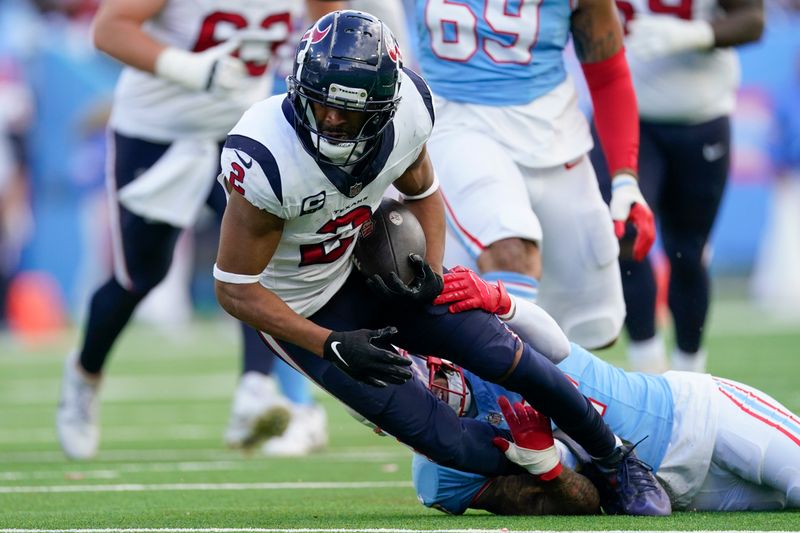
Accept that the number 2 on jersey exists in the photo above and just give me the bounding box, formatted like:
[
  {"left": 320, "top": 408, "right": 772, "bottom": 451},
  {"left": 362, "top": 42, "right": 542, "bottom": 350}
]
[
  {"left": 299, "top": 206, "right": 373, "bottom": 267},
  {"left": 424, "top": 0, "right": 542, "bottom": 64}
]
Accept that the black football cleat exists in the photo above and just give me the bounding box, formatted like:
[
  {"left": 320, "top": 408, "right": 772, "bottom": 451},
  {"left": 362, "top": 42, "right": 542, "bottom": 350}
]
[{"left": 593, "top": 440, "right": 672, "bottom": 516}]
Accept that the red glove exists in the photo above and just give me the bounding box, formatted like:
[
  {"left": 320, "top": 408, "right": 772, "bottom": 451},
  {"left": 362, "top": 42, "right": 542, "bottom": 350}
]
[
  {"left": 610, "top": 174, "right": 656, "bottom": 262},
  {"left": 433, "top": 266, "right": 512, "bottom": 316},
  {"left": 492, "top": 396, "right": 562, "bottom": 481}
]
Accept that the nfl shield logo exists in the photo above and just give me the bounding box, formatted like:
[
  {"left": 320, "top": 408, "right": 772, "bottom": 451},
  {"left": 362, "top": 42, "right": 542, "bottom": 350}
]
[
  {"left": 349, "top": 182, "right": 362, "bottom": 196},
  {"left": 486, "top": 411, "right": 503, "bottom": 426}
]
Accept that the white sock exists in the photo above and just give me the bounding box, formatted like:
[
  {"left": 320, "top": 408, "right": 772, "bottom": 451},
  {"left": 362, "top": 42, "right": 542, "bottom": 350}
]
[
  {"left": 627, "top": 335, "right": 667, "bottom": 374},
  {"left": 671, "top": 347, "right": 707, "bottom": 373}
]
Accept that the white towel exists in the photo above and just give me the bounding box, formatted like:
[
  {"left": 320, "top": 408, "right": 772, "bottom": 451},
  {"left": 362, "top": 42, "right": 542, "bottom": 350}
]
[{"left": 118, "top": 138, "right": 219, "bottom": 228}]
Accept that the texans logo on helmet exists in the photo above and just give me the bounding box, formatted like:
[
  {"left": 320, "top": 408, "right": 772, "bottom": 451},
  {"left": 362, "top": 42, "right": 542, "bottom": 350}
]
[
  {"left": 387, "top": 38, "right": 402, "bottom": 64},
  {"left": 301, "top": 22, "right": 331, "bottom": 45}
]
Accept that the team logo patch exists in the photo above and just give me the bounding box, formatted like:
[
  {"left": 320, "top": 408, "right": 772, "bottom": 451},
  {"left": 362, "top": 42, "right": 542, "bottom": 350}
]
[
  {"left": 301, "top": 23, "right": 331, "bottom": 44},
  {"left": 301, "top": 191, "right": 326, "bottom": 215},
  {"left": 387, "top": 35, "right": 402, "bottom": 64}
]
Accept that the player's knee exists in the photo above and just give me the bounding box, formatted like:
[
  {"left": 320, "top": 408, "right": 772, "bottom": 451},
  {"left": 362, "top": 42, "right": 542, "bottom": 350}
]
[{"left": 478, "top": 238, "right": 541, "bottom": 278}]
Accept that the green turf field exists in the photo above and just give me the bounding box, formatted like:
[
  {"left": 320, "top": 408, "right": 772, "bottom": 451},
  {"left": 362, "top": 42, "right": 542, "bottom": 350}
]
[{"left": 1, "top": 296, "right": 799, "bottom": 531}]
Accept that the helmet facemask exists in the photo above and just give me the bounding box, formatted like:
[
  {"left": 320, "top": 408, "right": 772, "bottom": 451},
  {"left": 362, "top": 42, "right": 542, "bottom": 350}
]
[
  {"left": 289, "top": 78, "right": 399, "bottom": 167},
  {"left": 427, "top": 357, "right": 470, "bottom": 417}
]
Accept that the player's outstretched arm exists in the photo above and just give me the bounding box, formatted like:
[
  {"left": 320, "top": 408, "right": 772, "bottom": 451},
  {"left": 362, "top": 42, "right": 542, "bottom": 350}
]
[
  {"left": 93, "top": 0, "right": 247, "bottom": 92},
  {"left": 572, "top": 0, "right": 654, "bottom": 262},
  {"left": 92, "top": 0, "right": 169, "bottom": 72},
  {"left": 215, "top": 192, "right": 411, "bottom": 388},
  {"left": 433, "top": 267, "right": 570, "bottom": 363}
]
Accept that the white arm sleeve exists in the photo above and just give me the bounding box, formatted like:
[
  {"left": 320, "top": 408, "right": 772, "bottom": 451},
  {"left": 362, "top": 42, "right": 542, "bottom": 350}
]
[{"left": 505, "top": 296, "right": 571, "bottom": 364}]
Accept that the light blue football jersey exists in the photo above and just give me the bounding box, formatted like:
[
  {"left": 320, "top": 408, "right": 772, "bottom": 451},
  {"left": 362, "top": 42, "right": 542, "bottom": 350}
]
[
  {"left": 416, "top": 0, "right": 573, "bottom": 106},
  {"left": 556, "top": 343, "right": 674, "bottom": 470},
  {"left": 413, "top": 343, "right": 675, "bottom": 514}
]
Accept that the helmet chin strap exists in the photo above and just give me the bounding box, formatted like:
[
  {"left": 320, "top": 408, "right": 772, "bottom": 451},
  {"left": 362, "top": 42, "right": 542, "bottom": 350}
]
[{"left": 312, "top": 133, "right": 365, "bottom": 165}]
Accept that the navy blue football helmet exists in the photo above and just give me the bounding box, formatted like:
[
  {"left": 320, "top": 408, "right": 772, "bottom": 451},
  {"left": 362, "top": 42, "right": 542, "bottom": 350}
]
[{"left": 287, "top": 10, "right": 403, "bottom": 167}]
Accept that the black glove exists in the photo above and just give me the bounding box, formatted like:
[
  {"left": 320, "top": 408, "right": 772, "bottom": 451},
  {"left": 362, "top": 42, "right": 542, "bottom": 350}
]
[
  {"left": 367, "top": 253, "right": 444, "bottom": 305},
  {"left": 322, "top": 327, "right": 413, "bottom": 388}
]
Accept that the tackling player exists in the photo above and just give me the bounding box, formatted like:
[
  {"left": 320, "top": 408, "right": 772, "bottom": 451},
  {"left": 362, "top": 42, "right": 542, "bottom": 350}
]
[
  {"left": 409, "top": 268, "right": 800, "bottom": 514},
  {"left": 416, "top": 0, "right": 655, "bottom": 349},
  {"left": 213, "top": 10, "right": 669, "bottom": 516}
]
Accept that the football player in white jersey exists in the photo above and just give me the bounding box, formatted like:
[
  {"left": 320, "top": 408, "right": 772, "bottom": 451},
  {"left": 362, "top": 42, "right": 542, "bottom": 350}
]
[
  {"left": 214, "top": 10, "right": 670, "bottom": 516},
  {"left": 410, "top": 268, "right": 800, "bottom": 514},
  {"left": 591, "top": 0, "right": 764, "bottom": 372},
  {"left": 416, "top": 0, "right": 656, "bottom": 351},
  {"left": 56, "top": 0, "right": 344, "bottom": 460}
]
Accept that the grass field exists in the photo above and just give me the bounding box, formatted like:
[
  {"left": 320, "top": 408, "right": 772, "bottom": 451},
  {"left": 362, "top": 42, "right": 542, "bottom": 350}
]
[{"left": 1, "top": 295, "right": 799, "bottom": 532}]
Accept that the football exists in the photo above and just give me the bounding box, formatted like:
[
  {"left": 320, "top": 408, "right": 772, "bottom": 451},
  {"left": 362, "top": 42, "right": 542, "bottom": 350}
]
[{"left": 353, "top": 198, "right": 427, "bottom": 285}]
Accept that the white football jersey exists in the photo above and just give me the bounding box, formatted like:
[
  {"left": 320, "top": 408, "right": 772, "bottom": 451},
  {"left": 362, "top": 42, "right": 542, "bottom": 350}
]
[
  {"left": 219, "top": 70, "right": 435, "bottom": 316},
  {"left": 110, "top": 0, "right": 299, "bottom": 142},
  {"left": 621, "top": 0, "right": 740, "bottom": 123}
]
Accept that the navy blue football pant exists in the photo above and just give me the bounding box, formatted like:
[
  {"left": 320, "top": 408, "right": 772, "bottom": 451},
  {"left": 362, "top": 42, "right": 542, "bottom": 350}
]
[
  {"left": 592, "top": 116, "right": 730, "bottom": 353},
  {"left": 79, "top": 132, "right": 268, "bottom": 374},
  {"left": 260, "top": 272, "right": 617, "bottom": 476}
]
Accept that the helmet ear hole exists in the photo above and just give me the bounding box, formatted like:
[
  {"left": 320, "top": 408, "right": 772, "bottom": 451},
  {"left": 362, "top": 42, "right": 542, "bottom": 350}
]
[{"left": 287, "top": 9, "right": 404, "bottom": 168}]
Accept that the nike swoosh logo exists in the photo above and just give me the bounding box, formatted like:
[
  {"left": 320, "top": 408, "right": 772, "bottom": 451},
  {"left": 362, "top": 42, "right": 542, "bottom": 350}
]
[
  {"left": 330, "top": 341, "right": 349, "bottom": 367},
  {"left": 235, "top": 151, "right": 253, "bottom": 169}
]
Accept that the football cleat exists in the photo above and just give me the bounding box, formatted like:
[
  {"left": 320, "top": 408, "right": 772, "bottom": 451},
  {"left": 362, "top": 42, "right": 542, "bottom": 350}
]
[
  {"left": 56, "top": 352, "right": 101, "bottom": 460},
  {"left": 591, "top": 439, "right": 672, "bottom": 516},
  {"left": 225, "top": 372, "right": 291, "bottom": 449},
  {"left": 262, "top": 403, "right": 328, "bottom": 457}
]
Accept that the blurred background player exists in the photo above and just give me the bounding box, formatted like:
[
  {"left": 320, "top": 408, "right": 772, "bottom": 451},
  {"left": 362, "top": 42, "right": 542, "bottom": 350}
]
[
  {"left": 591, "top": 0, "right": 765, "bottom": 372},
  {"left": 411, "top": 268, "right": 800, "bottom": 514},
  {"left": 56, "top": 0, "right": 343, "bottom": 460},
  {"left": 416, "top": 0, "right": 655, "bottom": 350}
]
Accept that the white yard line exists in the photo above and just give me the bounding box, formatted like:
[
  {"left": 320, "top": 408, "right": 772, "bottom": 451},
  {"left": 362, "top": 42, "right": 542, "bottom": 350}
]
[
  {"left": 0, "top": 448, "right": 406, "bottom": 464},
  {"left": 0, "top": 481, "right": 413, "bottom": 493}
]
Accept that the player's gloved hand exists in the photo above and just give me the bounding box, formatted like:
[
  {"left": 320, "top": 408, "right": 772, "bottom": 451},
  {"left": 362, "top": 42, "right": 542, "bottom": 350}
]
[
  {"left": 433, "top": 266, "right": 513, "bottom": 317},
  {"left": 492, "top": 396, "right": 562, "bottom": 481},
  {"left": 155, "top": 38, "right": 247, "bottom": 93},
  {"left": 323, "top": 327, "right": 412, "bottom": 388},
  {"left": 626, "top": 15, "right": 714, "bottom": 62},
  {"left": 366, "top": 253, "right": 444, "bottom": 305},
  {"left": 609, "top": 173, "right": 655, "bottom": 262}
]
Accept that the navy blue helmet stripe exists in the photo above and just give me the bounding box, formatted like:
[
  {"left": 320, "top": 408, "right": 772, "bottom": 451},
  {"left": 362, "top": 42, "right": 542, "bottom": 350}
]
[
  {"left": 402, "top": 67, "right": 435, "bottom": 126},
  {"left": 224, "top": 134, "right": 282, "bottom": 205}
]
